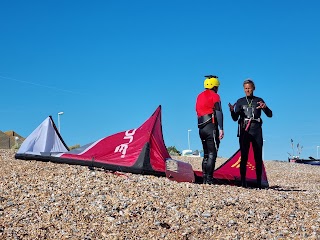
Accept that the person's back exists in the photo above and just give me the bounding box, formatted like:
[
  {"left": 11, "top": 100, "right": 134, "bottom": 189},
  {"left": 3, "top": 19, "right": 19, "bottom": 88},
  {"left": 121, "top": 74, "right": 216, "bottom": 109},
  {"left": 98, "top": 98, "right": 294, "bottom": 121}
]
[
  {"left": 196, "top": 89, "right": 220, "bottom": 117},
  {"left": 195, "top": 75, "right": 224, "bottom": 184}
]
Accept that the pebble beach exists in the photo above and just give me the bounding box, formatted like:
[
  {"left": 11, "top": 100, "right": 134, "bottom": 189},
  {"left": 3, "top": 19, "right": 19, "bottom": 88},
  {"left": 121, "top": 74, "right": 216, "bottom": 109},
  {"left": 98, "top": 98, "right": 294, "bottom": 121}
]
[{"left": 1, "top": 149, "right": 320, "bottom": 239}]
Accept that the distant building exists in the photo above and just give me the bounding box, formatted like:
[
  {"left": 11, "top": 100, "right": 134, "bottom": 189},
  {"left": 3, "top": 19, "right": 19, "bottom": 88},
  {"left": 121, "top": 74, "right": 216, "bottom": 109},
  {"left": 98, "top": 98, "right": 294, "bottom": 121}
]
[
  {"left": 181, "top": 149, "right": 201, "bottom": 157},
  {"left": 0, "top": 130, "right": 25, "bottom": 149}
]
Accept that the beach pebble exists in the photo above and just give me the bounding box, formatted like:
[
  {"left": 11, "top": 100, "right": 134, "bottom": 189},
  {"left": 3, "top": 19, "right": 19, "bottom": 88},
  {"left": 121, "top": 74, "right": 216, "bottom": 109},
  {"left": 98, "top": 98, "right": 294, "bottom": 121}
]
[{"left": 1, "top": 150, "right": 320, "bottom": 239}]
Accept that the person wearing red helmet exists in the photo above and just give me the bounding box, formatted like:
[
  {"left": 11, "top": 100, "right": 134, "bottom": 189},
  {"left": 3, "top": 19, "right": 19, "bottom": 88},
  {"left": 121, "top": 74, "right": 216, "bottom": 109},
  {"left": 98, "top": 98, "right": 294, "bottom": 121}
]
[
  {"left": 196, "top": 75, "right": 224, "bottom": 184},
  {"left": 228, "top": 79, "right": 272, "bottom": 188}
]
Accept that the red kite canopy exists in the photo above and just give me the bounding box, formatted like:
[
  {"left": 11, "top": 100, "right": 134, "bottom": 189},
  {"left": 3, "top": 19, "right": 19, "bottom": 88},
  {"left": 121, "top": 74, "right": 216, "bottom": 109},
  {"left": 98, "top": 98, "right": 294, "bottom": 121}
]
[{"left": 15, "top": 105, "right": 268, "bottom": 187}]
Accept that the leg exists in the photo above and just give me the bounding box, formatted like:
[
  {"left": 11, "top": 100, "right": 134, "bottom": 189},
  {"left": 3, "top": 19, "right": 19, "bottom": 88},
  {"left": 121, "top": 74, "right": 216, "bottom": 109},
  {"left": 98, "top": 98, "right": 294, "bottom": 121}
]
[
  {"left": 206, "top": 152, "right": 216, "bottom": 184},
  {"left": 252, "top": 129, "right": 263, "bottom": 188},
  {"left": 239, "top": 131, "right": 250, "bottom": 187},
  {"left": 205, "top": 125, "right": 219, "bottom": 184},
  {"left": 202, "top": 153, "right": 208, "bottom": 184},
  {"left": 199, "top": 123, "right": 217, "bottom": 184},
  {"left": 200, "top": 129, "right": 208, "bottom": 184}
]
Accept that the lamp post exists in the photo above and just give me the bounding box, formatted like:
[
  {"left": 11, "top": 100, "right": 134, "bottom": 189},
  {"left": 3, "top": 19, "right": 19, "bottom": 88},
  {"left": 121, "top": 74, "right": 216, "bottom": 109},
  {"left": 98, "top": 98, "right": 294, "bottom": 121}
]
[
  {"left": 58, "top": 112, "right": 64, "bottom": 133},
  {"left": 15, "top": 136, "right": 19, "bottom": 148},
  {"left": 187, "top": 129, "right": 192, "bottom": 150},
  {"left": 317, "top": 146, "right": 320, "bottom": 159}
]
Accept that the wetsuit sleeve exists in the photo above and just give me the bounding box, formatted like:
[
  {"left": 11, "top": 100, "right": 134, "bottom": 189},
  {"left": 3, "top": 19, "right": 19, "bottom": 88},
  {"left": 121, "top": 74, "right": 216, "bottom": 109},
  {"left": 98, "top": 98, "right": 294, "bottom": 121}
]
[
  {"left": 230, "top": 100, "right": 240, "bottom": 121},
  {"left": 260, "top": 98, "right": 273, "bottom": 117},
  {"left": 214, "top": 101, "right": 224, "bottom": 130},
  {"left": 263, "top": 106, "right": 273, "bottom": 117}
]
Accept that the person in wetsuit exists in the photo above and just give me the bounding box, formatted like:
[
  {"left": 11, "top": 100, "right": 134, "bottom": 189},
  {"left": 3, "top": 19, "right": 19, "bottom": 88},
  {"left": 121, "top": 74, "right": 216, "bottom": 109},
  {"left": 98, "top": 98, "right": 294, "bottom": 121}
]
[
  {"left": 228, "top": 79, "right": 272, "bottom": 188},
  {"left": 196, "top": 75, "right": 224, "bottom": 184}
]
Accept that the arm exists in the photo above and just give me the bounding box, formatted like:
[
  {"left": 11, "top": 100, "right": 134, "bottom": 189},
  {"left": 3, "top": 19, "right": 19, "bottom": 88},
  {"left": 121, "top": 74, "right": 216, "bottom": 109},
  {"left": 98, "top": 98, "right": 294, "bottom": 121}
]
[
  {"left": 214, "top": 101, "right": 223, "bottom": 130},
  {"left": 257, "top": 100, "right": 273, "bottom": 118},
  {"left": 263, "top": 106, "right": 272, "bottom": 117},
  {"left": 228, "top": 102, "right": 239, "bottom": 121},
  {"left": 214, "top": 102, "right": 224, "bottom": 139}
]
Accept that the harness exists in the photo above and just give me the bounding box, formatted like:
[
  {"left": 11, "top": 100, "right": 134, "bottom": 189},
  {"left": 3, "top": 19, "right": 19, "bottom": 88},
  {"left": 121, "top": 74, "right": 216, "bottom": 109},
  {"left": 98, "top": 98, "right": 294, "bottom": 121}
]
[
  {"left": 236, "top": 96, "right": 262, "bottom": 136},
  {"left": 237, "top": 117, "right": 261, "bottom": 136},
  {"left": 198, "top": 114, "right": 213, "bottom": 128},
  {"left": 244, "top": 117, "right": 261, "bottom": 131}
]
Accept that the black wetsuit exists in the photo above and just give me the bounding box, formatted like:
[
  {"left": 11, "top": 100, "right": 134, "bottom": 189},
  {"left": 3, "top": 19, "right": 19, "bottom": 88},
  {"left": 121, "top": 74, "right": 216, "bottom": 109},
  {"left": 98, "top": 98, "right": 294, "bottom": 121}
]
[
  {"left": 196, "top": 89, "right": 223, "bottom": 184},
  {"left": 198, "top": 119, "right": 220, "bottom": 183},
  {"left": 231, "top": 95, "right": 272, "bottom": 187}
]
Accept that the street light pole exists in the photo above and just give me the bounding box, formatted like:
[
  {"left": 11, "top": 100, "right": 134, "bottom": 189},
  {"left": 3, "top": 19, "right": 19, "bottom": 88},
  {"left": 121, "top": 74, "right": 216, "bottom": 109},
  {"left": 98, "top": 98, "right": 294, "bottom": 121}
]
[
  {"left": 15, "top": 136, "right": 19, "bottom": 148},
  {"left": 58, "top": 112, "right": 64, "bottom": 133},
  {"left": 188, "top": 129, "right": 192, "bottom": 150}
]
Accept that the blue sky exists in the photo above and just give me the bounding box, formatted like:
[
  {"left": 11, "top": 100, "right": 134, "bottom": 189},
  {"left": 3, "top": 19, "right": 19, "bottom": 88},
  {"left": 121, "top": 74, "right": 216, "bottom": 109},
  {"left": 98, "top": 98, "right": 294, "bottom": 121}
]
[{"left": 1, "top": 1, "right": 320, "bottom": 161}]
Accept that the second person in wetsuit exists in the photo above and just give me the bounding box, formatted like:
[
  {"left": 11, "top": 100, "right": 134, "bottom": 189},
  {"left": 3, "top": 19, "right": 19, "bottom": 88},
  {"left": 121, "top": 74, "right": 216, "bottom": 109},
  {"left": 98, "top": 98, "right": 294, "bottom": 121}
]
[
  {"left": 228, "top": 79, "right": 272, "bottom": 188},
  {"left": 196, "top": 75, "right": 224, "bottom": 184}
]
